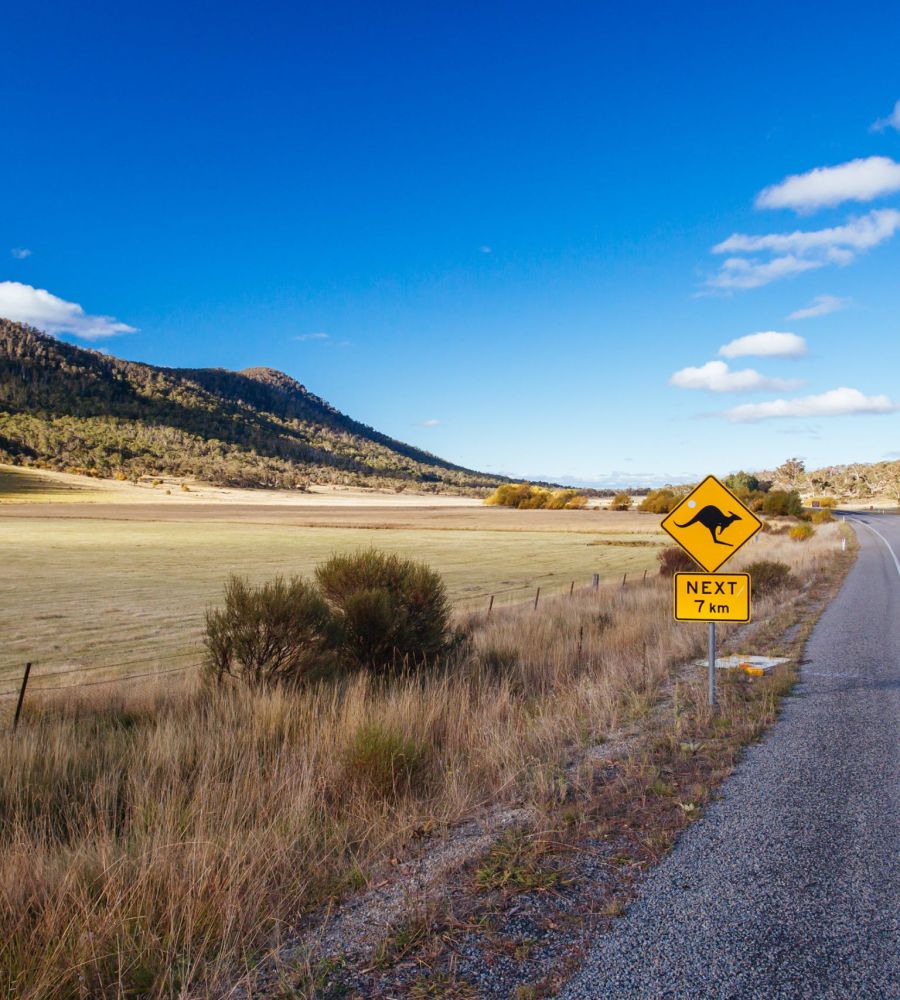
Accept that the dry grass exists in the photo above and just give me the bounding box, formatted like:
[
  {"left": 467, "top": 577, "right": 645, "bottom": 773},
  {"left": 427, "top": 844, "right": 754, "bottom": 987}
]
[
  {"left": 0, "top": 508, "right": 664, "bottom": 687},
  {"left": 0, "top": 524, "right": 845, "bottom": 998}
]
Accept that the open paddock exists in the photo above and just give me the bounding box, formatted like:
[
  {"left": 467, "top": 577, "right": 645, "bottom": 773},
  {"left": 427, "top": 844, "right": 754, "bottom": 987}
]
[{"left": 0, "top": 500, "right": 666, "bottom": 693}]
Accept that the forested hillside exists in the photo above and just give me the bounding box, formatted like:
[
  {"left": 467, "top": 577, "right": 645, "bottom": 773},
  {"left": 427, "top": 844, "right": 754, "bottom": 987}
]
[{"left": 0, "top": 320, "right": 501, "bottom": 491}]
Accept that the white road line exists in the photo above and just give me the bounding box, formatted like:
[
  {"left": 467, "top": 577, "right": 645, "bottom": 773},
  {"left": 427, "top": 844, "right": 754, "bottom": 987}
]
[{"left": 852, "top": 518, "right": 900, "bottom": 578}]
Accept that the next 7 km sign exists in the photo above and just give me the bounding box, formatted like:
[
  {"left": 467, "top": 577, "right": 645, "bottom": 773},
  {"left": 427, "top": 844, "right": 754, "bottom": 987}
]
[{"left": 674, "top": 572, "right": 751, "bottom": 623}]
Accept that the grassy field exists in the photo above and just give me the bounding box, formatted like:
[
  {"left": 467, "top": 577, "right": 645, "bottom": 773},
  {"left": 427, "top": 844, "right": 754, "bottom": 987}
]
[
  {"left": 0, "top": 521, "right": 848, "bottom": 999},
  {"left": 0, "top": 494, "right": 666, "bottom": 694}
]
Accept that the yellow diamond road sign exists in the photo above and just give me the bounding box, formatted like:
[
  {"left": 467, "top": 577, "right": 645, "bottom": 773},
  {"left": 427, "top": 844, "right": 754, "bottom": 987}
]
[{"left": 660, "top": 475, "right": 762, "bottom": 573}]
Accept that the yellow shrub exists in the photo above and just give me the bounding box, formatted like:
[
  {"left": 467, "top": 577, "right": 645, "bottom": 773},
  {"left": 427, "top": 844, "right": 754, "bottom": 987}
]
[
  {"left": 484, "top": 484, "right": 587, "bottom": 510},
  {"left": 789, "top": 523, "right": 814, "bottom": 542}
]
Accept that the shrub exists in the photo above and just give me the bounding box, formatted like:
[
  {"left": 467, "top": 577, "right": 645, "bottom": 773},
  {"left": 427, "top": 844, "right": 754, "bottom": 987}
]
[
  {"left": 639, "top": 488, "right": 680, "bottom": 514},
  {"left": 657, "top": 545, "right": 697, "bottom": 576},
  {"left": 204, "top": 574, "right": 337, "bottom": 688},
  {"left": 810, "top": 508, "right": 834, "bottom": 524},
  {"left": 609, "top": 492, "right": 632, "bottom": 511},
  {"left": 316, "top": 550, "right": 452, "bottom": 672},
  {"left": 342, "top": 722, "right": 430, "bottom": 797},
  {"left": 789, "top": 523, "right": 814, "bottom": 542},
  {"left": 762, "top": 489, "right": 804, "bottom": 518},
  {"left": 724, "top": 471, "right": 760, "bottom": 492},
  {"left": 745, "top": 560, "right": 793, "bottom": 597},
  {"left": 485, "top": 483, "right": 588, "bottom": 510}
]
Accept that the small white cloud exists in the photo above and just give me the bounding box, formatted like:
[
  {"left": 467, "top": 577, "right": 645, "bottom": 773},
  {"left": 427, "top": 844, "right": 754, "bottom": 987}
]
[
  {"left": 480, "top": 245, "right": 492, "bottom": 254},
  {"left": 725, "top": 387, "right": 899, "bottom": 422},
  {"left": 418, "top": 418, "right": 441, "bottom": 427},
  {"left": 787, "top": 295, "right": 850, "bottom": 320},
  {"left": 719, "top": 331, "right": 807, "bottom": 359},
  {"left": 670, "top": 360, "right": 801, "bottom": 393},
  {"left": 755, "top": 157, "right": 900, "bottom": 212},
  {"left": 871, "top": 100, "right": 900, "bottom": 133},
  {"left": 0, "top": 281, "right": 136, "bottom": 339},
  {"left": 10, "top": 248, "right": 32, "bottom": 259},
  {"left": 292, "top": 332, "right": 329, "bottom": 341}
]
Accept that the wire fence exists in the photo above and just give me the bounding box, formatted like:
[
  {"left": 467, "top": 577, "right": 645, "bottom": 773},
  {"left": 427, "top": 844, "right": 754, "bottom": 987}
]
[{"left": 1, "top": 569, "right": 654, "bottom": 714}]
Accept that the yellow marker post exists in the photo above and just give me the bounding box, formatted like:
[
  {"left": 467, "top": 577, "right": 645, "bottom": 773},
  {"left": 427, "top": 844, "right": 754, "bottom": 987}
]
[{"left": 673, "top": 573, "right": 751, "bottom": 623}]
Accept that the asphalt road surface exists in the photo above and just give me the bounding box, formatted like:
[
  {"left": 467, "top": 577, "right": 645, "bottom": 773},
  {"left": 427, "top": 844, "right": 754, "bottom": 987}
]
[{"left": 559, "top": 514, "right": 900, "bottom": 1000}]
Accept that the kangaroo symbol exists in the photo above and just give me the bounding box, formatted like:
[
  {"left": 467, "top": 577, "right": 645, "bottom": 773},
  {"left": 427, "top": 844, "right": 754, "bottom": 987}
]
[{"left": 675, "top": 505, "right": 742, "bottom": 546}]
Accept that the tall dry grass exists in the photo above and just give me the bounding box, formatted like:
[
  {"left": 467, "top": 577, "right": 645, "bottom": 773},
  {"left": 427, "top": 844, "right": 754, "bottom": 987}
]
[{"left": 0, "top": 525, "right": 844, "bottom": 998}]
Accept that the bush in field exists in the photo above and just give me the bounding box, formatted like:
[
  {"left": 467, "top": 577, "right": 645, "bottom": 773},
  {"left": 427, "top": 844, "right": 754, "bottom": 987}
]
[
  {"left": 789, "top": 523, "right": 814, "bottom": 542},
  {"left": 724, "top": 470, "right": 761, "bottom": 493},
  {"left": 485, "top": 483, "right": 588, "bottom": 510},
  {"left": 745, "top": 560, "right": 793, "bottom": 597},
  {"left": 609, "top": 491, "right": 632, "bottom": 511},
  {"left": 657, "top": 545, "right": 697, "bottom": 576},
  {"left": 316, "top": 550, "right": 452, "bottom": 672},
  {"left": 810, "top": 508, "right": 834, "bottom": 524},
  {"left": 204, "top": 575, "right": 337, "bottom": 688},
  {"left": 762, "top": 489, "right": 804, "bottom": 518},
  {"left": 639, "top": 488, "right": 680, "bottom": 514}
]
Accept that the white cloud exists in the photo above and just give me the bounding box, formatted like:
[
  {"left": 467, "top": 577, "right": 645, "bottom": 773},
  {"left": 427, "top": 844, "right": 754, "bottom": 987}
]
[
  {"left": 293, "top": 332, "right": 329, "bottom": 341},
  {"left": 871, "top": 100, "right": 900, "bottom": 133},
  {"left": 10, "top": 248, "right": 32, "bottom": 259},
  {"left": 725, "top": 387, "right": 899, "bottom": 422},
  {"left": 670, "top": 360, "right": 801, "bottom": 393},
  {"left": 714, "top": 209, "right": 900, "bottom": 257},
  {"left": 719, "top": 331, "right": 807, "bottom": 359},
  {"left": 787, "top": 294, "right": 849, "bottom": 320},
  {"left": 418, "top": 418, "right": 441, "bottom": 427},
  {"left": 706, "top": 254, "right": 823, "bottom": 290},
  {"left": 755, "top": 157, "right": 900, "bottom": 211},
  {"left": 707, "top": 209, "right": 900, "bottom": 289},
  {"left": 0, "top": 281, "right": 136, "bottom": 339}
]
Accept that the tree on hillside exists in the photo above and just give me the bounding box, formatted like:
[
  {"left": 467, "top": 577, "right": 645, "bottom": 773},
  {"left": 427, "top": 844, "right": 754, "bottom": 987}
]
[{"left": 775, "top": 457, "right": 805, "bottom": 489}]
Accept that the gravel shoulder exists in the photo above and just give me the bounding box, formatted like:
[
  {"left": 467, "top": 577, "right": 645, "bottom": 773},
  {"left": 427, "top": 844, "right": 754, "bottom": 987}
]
[{"left": 557, "top": 517, "right": 900, "bottom": 1000}]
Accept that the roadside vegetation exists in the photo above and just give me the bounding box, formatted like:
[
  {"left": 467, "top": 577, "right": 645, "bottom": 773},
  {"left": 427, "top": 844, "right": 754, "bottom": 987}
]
[{"left": 0, "top": 523, "right": 849, "bottom": 999}]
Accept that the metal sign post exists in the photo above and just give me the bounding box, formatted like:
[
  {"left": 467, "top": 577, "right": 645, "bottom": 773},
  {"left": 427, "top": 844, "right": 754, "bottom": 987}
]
[{"left": 708, "top": 623, "right": 716, "bottom": 708}]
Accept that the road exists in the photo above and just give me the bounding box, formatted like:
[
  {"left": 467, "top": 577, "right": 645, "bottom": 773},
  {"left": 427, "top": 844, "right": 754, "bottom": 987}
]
[{"left": 559, "top": 514, "right": 900, "bottom": 1000}]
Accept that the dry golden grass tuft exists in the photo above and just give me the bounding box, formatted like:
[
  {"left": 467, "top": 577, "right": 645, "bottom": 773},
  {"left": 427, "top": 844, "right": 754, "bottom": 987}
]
[{"left": 0, "top": 524, "right": 847, "bottom": 998}]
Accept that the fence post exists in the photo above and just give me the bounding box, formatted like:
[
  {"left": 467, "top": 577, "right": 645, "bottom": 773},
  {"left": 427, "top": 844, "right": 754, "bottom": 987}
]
[
  {"left": 487, "top": 594, "right": 494, "bottom": 617},
  {"left": 592, "top": 573, "right": 600, "bottom": 591},
  {"left": 576, "top": 624, "right": 584, "bottom": 662},
  {"left": 643, "top": 569, "right": 648, "bottom": 585},
  {"left": 533, "top": 587, "right": 541, "bottom": 610},
  {"left": 12, "top": 662, "right": 32, "bottom": 733},
  {"left": 569, "top": 580, "right": 575, "bottom": 597},
  {"left": 621, "top": 573, "right": 627, "bottom": 588}
]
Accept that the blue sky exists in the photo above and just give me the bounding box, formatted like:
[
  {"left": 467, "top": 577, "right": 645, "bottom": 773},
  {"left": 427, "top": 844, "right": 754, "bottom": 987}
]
[{"left": 2, "top": 1, "right": 898, "bottom": 486}]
